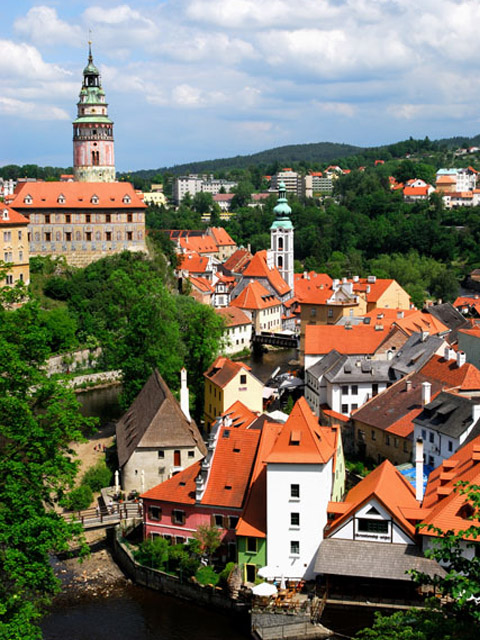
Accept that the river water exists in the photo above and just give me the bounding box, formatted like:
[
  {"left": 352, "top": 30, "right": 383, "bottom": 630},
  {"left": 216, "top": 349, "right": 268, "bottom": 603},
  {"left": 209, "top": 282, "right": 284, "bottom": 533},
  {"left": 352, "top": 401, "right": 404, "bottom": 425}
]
[{"left": 42, "top": 350, "right": 372, "bottom": 639}]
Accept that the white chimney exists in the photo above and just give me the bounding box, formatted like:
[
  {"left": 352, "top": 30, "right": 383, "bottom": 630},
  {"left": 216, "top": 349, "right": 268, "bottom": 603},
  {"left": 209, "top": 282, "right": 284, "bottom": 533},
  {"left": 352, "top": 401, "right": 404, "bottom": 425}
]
[
  {"left": 415, "top": 438, "right": 424, "bottom": 502},
  {"left": 444, "top": 346, "right": 451, "bottom": 361},
  {"left": 180, "top": 368, "right": 191, "bottom": 422},
  {"left": 406, "top": 380, "right": 412, "bottom": 392},
  {"left": 353, "top": 275, "right": 359, "bottom": 282},
  {"left": 397, "top": 310, "right": 404, "bottom": 319},
  {"left": 422, "top": 381, "right": 431, "bottom": 405},
  {"left": 421, "top": 330, "right": 429, "bottom": 342},
  {"left": 457, "top": 351, "right": 466, "bottom": 368}
]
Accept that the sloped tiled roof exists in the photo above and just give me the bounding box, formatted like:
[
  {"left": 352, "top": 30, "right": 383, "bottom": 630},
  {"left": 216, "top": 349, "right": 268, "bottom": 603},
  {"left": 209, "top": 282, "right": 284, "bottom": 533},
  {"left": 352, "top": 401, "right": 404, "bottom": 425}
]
[
  {"left": 351, "top": 278, "right": 397, "bottom": 303},
  {"left": 0, "top": 203, "right": 29, "bottom": 225},
  {"left": 231, "top": 281, "right": 281, "bottom": 311},
  {"left": 242, "top": 250, "right": 291, "bottom": 296},
  {"left": 142, "top": 461, "right": 200, "bottom": 504},
  {"left": 204, "top": 356, "right": 253, "bottom": 389},
  {"left": 304, "top": 324, "right": 389, "bottom": 356},
  {"left": 189, "top": 275, "right": 214, "bottom": 293},
  {"left": 419, "top": 355, "right": 480, "bottom": 391},
  {"left": 326, "top": 460, "right": 419, "bottom": 538},
  {"left": 219, "top": 400, "right": 259, "bottom": 429},
  {"left": 223, "top": 248, "right": 253, "bottom": 273},
  {"left": 12, "top": 181, "right": 146, "bottom": 209},
  {"left": 208, "top": 227, "right": 236, "bottom": 246},
  {"left": 116, "top": 369, "right": 206, "bottom": 468},
  {"left": 393, "top": 310, "right": 449, "bottom": 336},
  {"left": 294, "top": 271, "right": 333, "bottom": 304},
  {"left": 179, "top": 235, "right": 217, "bottom": 254},
  {"left": 265, "top": 397, "right": 336, "bottom": 464},
  {"left": 215, "top": 306, "right": 251, "bottom": 327},
  {"left": 177, "top": 252, "right": 210, "bottom": 273}
]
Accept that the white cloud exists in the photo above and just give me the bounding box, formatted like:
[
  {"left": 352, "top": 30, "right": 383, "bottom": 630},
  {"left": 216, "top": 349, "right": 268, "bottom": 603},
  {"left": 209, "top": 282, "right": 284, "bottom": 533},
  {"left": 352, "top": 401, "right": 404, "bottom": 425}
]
[
  {"left": 315, "top": 102, "right": 356, "bottom": 117},
  {"left": 83, "top": 4, "right": 159, "bottom": 53},
  {"left": 14, "top": 6, "right": 83, "bottom": 47},
  {"left": 0, "top": 97, "right": 69, "bottom": 121},
  {"left": 0, "top": 40, "right": 70, "bottom": 81}
]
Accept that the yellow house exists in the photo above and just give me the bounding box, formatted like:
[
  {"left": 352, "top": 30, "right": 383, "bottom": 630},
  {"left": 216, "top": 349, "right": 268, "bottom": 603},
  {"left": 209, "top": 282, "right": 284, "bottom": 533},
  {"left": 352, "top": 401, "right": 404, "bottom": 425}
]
[
  {"left": 203, "top": 356, "right": 263, "bottom": 431},
  {"left": 0, "top": 203, "right": 30, "bottom": 288}
]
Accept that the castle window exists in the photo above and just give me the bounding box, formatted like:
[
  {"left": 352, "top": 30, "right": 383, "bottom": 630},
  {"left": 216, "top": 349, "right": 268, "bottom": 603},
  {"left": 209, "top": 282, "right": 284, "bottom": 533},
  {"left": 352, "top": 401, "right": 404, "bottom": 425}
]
[
  {"left": 278, "top": 236, "right": 283, "bottom": 250},
  {"left": 86, "top": 232, "right": 92, "bottom": 242},
  {"left": 123, "top": 196, "right": 132, "bottom": 205},
  {"left": 127, "top": 213, "right": 133, "bottom": 222},
  {"left": 66, "top": 232, "right": 72, "bottom": 242},
  {"left": 91, "top": 195, "right": 99, "bottom": 204},
  {"left": 57, "top": 194, "right": 65, "bottom": 204},
  {"left": 106, "top": 214, "right": 111, "bottom": 223},
  {"left": 65, "top": 214, "right": 71, "bottom": 223},
  {"left": 45, "top": 215, "right": 50, "bottom": 224},
  {"left": 127, "top": 232, "right": 133, "bottom": 241},
  {"left": 106, "top": 232, "right": 112, "bottom": 242},
  {"left": 277, "top": 256, "right": 283, "bottom": 268},
  {"left": 45, "top": 233, "right": 51, "bottom": 243},
  {"left": 86, "top": 214, "right": 91, "bottom": 223}
]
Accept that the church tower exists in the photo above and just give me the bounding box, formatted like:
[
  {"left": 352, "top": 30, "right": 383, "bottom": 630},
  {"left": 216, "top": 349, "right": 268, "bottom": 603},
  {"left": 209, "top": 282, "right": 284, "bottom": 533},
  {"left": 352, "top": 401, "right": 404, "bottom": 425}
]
[
  {"left": 73, "top": 43, "right": 115, "bottom": 182},
  {"left": 270, "top": 181, "right": 294, "bottom": 293}
]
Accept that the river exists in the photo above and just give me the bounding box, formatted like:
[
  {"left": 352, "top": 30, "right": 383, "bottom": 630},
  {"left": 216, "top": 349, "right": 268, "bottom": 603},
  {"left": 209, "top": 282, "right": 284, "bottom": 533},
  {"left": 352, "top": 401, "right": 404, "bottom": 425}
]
[{"left": 44, "top": 351, "right": 375, "bottom": 639}]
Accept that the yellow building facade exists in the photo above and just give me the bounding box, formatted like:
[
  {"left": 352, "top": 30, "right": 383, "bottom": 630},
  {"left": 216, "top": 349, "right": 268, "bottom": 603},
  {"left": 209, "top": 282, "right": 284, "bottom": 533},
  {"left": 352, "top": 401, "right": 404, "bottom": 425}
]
[{"left": 0, "top": 203, "right": 30, "bottom": 288}]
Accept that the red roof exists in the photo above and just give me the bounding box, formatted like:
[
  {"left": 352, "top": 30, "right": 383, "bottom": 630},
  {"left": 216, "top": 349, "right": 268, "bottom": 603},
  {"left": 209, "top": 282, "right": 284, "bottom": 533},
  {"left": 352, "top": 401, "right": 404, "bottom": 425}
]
[
  {"left": 419, "top": 355, "right": 480, "bottom": 391},
  {"left": 393, "top": 311, "right": 448, "bottom": 336},
  {"left": 177, "top": 252, "right": 210, "bottom": 274},
  {"left": 326, "top": 460, "right": 418, "bottom": 538},
  {"left": 215, "top": 306, "right": 251, "bottom": 327},
  {"left": 142, "top": 461, "right": 199, "bottom": 504},
  {"left": 265, "top": 397, "right": 336, "bottom": 464},
  {"left": 204, "top": 356, "right": 252, "bottom": 389},
  {"left": 403, "top": 186, "right": 431, "bottom": 196},
  {"left": 294, "top": 271, "right": 333, "bottom": 304},
  {"left": 189, "top": 276, "right": 214, "bottom": 294},
  {"left": 223, "top": 248, "right": 252, "bottom": 273},
  {"left": 242, "top": 250, "right": 290, "bottom": 296},
  {"left": 12, "top": 181, "right": 146, "bottom": 209},
  {"left": 0, "top": 203, "right": 29, "bottom": 225},
  {"left": 231, "top": 281, "right": 281, "bottom": 311},
  {"left": 208, "top": 227, "right": 236, "bottom": 246},
  {"left": 179, "top": 235, "right": 217, "bottom": 254},
  {"left": 351, "top": 277, "right": 400, "bottom": 304},
  {"left": 304, "top": 324, "right": 389, "bottom": 356},
  {"left": 219, "top": 401, "right": 259, "bottom": 429}
]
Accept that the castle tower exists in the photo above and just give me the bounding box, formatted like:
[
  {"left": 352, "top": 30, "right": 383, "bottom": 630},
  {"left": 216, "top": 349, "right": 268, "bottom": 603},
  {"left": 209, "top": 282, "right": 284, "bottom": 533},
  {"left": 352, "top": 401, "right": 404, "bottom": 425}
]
[
  {"left": 270, "top": 181, "right": 294, "bottom": 292},
  {"left": 73, "top": 43, "right": 115, "bottom": 182}
]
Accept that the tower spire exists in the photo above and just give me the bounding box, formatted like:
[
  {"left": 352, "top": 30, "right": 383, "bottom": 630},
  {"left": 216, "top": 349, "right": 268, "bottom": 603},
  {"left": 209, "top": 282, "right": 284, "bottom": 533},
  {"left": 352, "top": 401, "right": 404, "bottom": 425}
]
[{"left": 270, "top": 181, "right": 294, "bottom": 295}]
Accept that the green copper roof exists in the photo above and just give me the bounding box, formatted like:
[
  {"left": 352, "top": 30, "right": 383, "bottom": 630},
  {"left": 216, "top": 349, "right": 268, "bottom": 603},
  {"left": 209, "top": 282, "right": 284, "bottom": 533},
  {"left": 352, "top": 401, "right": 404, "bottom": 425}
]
[
  {"left": 73, "top": 115, "right": 113, "bottom": 124},
  {"left": 271, "top": 219, "right": 293, "bottom": 230},
  {"left": 83, "top": 42, "right": 99, "bottom": 77},
  {"left": 273, "top": 180, "right": 292, "bottom": 219}
]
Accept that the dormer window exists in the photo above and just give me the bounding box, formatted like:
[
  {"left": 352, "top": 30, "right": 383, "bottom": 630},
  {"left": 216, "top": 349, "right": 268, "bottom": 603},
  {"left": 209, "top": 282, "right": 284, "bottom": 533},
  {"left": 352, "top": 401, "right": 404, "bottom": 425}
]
[
  {"left": 2, "top": 209, "right": 8, "bottom": 220},
  {"left": 91, "top": 195, "right": 99, "bottom": 204},
  {"left": 24, "top": 195, "right": 32, "bottom": 204},
  {"left": 57, "top": 194, "right": 66, "bottom": 204},
  {"left": 122, "top": 195, "right": 131, "bottom": 204}
]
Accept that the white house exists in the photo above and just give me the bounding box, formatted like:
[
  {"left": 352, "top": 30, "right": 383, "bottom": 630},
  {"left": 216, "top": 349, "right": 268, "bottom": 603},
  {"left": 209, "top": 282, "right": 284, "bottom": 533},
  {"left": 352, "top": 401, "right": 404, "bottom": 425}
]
[{"left": 215, "top": 306, "right": 252, "bottom": 355}]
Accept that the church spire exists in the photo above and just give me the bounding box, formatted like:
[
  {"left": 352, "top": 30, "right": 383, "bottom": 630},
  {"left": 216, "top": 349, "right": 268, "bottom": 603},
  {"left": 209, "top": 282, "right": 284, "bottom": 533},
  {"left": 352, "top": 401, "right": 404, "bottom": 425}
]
[
  {"left": 270, "top": 181, "right": 294, "bottom": 294},
  {"left": 73, "top": 43, "right": 115, "bottom": 182}
]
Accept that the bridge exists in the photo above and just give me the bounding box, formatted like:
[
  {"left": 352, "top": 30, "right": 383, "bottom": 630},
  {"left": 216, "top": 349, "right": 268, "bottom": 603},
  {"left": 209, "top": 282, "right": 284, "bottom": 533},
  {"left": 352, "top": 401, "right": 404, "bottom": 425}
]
[
  {"left": 65, "top": 502, "right": 143, "bottom": 530},
  {"left": 252, "top": 332, "right": 299, "bottom": 349}
]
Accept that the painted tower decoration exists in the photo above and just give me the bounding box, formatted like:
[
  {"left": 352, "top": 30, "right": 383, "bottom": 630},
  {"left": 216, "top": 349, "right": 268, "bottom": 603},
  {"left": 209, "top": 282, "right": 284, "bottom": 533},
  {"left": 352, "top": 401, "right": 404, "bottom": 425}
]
[
  {"left": 73, "top": 43, "right": 115, "bottom": 182},
  {"left": 270, "top": 181, "right": 294, "bottom": 292}
]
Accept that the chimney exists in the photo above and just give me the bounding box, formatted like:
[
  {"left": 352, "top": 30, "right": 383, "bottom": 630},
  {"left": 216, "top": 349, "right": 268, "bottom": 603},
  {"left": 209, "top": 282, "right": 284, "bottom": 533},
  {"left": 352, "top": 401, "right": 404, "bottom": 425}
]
[
  {"left": 406, "top": 379, "right": 412, "bottom": 392},
  {"left": 444, "top": 346, "right": 456, "bottom": 361},
  {"left": 353, "top": 275, "right": 359, "bottom": 282},
  {"left": 366, "top": 285, "right": 371, "bottom": 294},
  {"left": 422, "top": 381, "right": 431, "bottom": 405},
  {"left": 397, "top": 310, "right": 404, "bottom": 319},
  {"left": 421, "top": 330, "right": 429, "bottom": 342},
  {"left": 180, "top": 368, "right": 191, "bottom": 422},
  {"left": 415, "top": 438, "right": 424, "bottom": 502},
  {"left": 457, "top": 351, "right": 466, "bottom": 368}
]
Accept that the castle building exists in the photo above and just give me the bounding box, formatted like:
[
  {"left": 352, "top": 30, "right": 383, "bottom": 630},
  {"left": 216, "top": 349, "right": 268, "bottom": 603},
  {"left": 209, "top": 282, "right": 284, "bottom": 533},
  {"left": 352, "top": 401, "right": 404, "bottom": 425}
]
[
  {"left": 8, "top": 44, "right": 146, "bottom": 267},
  {"left": 270, "top": 181, "right": 294, "bottom": 292},
  {"left": 73, "top": 42, "right": 115, "bottom": 182}
]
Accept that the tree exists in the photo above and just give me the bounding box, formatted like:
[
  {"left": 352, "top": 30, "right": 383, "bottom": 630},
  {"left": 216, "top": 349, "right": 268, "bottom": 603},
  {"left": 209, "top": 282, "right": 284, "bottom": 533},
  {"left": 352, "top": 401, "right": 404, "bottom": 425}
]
[
  {"left": 357, "top": 483, "right": 480, "bottom": 640},
  {"left": 0, "top": 300, "right": 95, "bottom": 639},
  {"left": 192, "top": 524, "right": 221, "bottom": 564}
]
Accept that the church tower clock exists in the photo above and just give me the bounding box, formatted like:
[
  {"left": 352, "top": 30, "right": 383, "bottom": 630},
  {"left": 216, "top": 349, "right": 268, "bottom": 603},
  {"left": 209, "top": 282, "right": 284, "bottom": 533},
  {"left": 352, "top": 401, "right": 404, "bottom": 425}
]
[
  {"left": 73, "top": 43, "right": 115, "bottom": 182},
  {"left": 270, "top": 181, "right": 294, "bottom": 294}
]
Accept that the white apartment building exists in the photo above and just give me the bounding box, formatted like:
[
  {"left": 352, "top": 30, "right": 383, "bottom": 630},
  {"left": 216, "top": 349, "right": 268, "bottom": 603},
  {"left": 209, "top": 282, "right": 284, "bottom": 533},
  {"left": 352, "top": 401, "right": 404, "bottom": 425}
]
[{"left": 173, "top": 175, "right": 237, "bottom": 203}]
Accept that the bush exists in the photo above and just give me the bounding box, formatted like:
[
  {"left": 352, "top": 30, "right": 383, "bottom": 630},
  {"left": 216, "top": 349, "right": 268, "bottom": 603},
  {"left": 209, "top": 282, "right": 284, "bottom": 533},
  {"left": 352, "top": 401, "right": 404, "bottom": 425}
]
[
  {"left": 195, "top": 565, "right": 219, "bottom": 586},
  {"left": 44, "top": 276, "right": 70, "bottom": 301},
  {"left": 169, "top": 544, "right": 200, "bottom": 578},
  {"left": 62, "top": 485, "right": 93, "bottom": 511},
  {"left": 219, "top": 562, "right": 235, "bottom": 587},
  {"left": 134, "top": 537, "right": 170, "bottom": 570},
  {"left": 81, "top": 462, "right": 112, "bottom": 492}
]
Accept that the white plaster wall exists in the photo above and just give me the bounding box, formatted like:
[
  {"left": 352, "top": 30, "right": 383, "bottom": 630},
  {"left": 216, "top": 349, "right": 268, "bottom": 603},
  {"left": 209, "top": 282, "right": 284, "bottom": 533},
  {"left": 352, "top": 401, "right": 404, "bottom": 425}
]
[{"left": 266, "top": 461, "right": 333, "bottom": 580}]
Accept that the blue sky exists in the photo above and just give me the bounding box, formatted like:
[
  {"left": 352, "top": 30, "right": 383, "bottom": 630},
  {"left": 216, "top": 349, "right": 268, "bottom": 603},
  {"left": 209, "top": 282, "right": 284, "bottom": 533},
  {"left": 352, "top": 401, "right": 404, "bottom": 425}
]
[{"left": 2, "top": 1, "right": 480, "bottom": 171}]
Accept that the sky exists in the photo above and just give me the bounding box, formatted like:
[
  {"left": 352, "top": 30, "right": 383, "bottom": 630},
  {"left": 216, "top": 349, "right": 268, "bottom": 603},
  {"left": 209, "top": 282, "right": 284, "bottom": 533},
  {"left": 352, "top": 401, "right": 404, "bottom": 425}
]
[{"left": 2, "top": 0, "right": 480, "bottom": 171}]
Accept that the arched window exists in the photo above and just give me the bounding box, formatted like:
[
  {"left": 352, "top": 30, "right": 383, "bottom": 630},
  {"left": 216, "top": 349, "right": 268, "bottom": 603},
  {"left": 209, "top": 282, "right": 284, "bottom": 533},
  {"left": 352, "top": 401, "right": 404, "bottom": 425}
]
[
  {"left": 278, "top": 236, "right": 283, "bottom": 250},
  {"left": 278, "top": 256, "right": 283, "bottom": 268}
]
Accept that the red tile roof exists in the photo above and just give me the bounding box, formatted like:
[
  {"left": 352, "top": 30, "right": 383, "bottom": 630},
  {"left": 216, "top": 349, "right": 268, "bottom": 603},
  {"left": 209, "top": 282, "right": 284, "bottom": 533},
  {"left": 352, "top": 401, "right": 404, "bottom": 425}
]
[
  {"left": 304, "top": 324, "right": 389, "bottom": 356},
  {"left": 0, "top": 203, "right": 29, "bottom": 225},
  {"left": 242, "top": 250, "right": 290, "bottom": 296},
  {"left": 208, "top": 227, "right": 236, "bottom": 246},
  {"left": 393, "top": 310, "right": 448, "bottom": 336},
  {"left": 189, "top": 276, "right": 214, "bottom": 293},
  {"left": 294, "top": 271, "right": 333, "bottom": 304},
  {"left": 419, "top": 355, "right": 480, "bottom": 391},
  {"left": 231, "top": 281, "right": 281, "bottom": 311},
  {"left": 179, "top": 236, "right": 218, "bottom": 254},
  {"left": 12, "top": 181, "right": 146, "bottom": 209},
  {"left": 265, "top": 397, "right": 336, "bottom": 464},
  {"left": 223, "top": 248, "right": 252, "bottom": 273},
  {"left": 215, "top": 306, "right": 251, "bottom": 327},
  {"left": 142, "top": 461, "right": 199, "bottom": 504},
  {"left": 326, "top": 460, "right": 419, "bottom": 538},
  {"left": 403, "top": 186, "right": 431, "bottom": 196},
  {"left": 204, "top": 356, "right": 252, "bottom": 389},
  {"left": 219, "top": 401, "right": 259, "bottom": 429},
  {"left": 351, "top": 278, "right": 398, "bottom": 304},
  {"left": 177, "top": 252, "right": 210, "bottom": 274}
]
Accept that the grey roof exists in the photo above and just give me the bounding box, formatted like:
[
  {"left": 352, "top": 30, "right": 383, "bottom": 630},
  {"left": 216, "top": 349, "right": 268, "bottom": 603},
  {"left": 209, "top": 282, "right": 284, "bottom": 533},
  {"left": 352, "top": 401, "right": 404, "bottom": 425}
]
[
  {"left": 390, "top": 332, "right": 445, "bottom": 378},
  {"left": 116, "top": 370, "right": 207, "bottom": 468},
  {"left": 324, "top": 355, "right": 392, "bottom": 385},
  {"left": 413, "top": 391, "right": 479, "bottom": 439},
  {"left": 428, "top": 303, "right": 470, "bottom": 344},
  {"left": 307, "top": 350, "right": 344, "bottom": 379},
  {"left": 314, "top": 539, "right": 446, "bottom": 581}
]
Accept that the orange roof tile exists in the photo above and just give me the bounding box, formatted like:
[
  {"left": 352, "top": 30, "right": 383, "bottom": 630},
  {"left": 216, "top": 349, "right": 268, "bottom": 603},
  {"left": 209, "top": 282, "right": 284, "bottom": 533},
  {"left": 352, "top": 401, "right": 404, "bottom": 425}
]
[
  {"left": 419, "top": 355, "right": 480, "bottom": 391},
  {"left": 231, "top": 281, "right": 281, "bottom": 311},
  {"left": 265, "top": 397, "right": 336, "bottom": 464},
  {"left": 403, "top": 186, "right": 431, "bottom": 196},
  {"left": 208, "top": 227, "right": 236, "bottom": 246},
  {"left": 219, "top": 401, "right": 259, "bottom": 429},
  {"left": 0, "top": 203, "right": 29, "bottom": 225},
  {"left": 326, "top": 460, "right": 418, "bottom": 538},
  {"left": 179, "top": 235, "right": 218, "bottom": 254},
  {"left": 189, "top": 276, "right": 214, "bottom": 293},
  {"left": 215, "top": 306, "right": 251, "bottom": 327},
  {"left": 294, "top": 271, "right": 333, "bottom": 304},
  {"left": 204, "top": 356, "right": 252, "bottom": 388},
  {"left": 223, "top": 248, "right": 253, "bottom": 273},
  {"left": 304, "top": 324, "right": 389, "bottom": 356},
  {"left": 242, "top": 250, "right": 291, "bottom": 296},
  {"left": 393, "top": 311, "right": 448, "bottom": 336},
  {"left": 12, "top": 181, "right": 146, "bottom": 209},
  {"left": 142, "top": 461, "right": 200, "bottom": 504},
  {"left": 351, "top": 278, "right": 401, "bottom": 304},
  {"left": 386, "top": 407, "right": 425, "bottom": 438},
  {"left": 177, "top": 252, "right": 210, "bottom": 274}
]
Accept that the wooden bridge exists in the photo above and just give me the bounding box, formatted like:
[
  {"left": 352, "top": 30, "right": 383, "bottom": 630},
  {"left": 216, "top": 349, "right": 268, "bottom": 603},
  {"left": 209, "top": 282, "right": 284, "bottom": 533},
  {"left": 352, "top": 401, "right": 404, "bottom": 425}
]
[
  {"left": 252, "top": 332, "right": 299, "bottom": 349},
  {"left": 65, "top": 502, "right": 143, "bottom": 530}
]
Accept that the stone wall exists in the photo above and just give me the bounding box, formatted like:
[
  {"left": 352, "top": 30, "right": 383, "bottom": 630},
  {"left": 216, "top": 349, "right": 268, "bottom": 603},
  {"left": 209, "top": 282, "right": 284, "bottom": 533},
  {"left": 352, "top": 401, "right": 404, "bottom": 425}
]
[{"left": 46, "top": 347, "right": 102, "bottom": 375}]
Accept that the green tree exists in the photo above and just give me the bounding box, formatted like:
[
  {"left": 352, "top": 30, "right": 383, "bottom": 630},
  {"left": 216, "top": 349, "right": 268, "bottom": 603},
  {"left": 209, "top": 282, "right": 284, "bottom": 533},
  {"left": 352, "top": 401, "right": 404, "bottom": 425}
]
[
  {"left": 192, "top": 524, "right": 221, "bottom": 564},
  {"left": 0, "top": 300, "right": 94, "bottom": 639}
]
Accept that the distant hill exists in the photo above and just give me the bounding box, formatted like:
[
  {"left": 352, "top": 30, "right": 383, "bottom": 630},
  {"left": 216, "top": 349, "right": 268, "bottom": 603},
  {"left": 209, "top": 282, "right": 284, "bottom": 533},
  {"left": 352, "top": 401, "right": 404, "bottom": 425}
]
[{"left": 126, "top": 142, "right": 364, "bottom": 179}]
